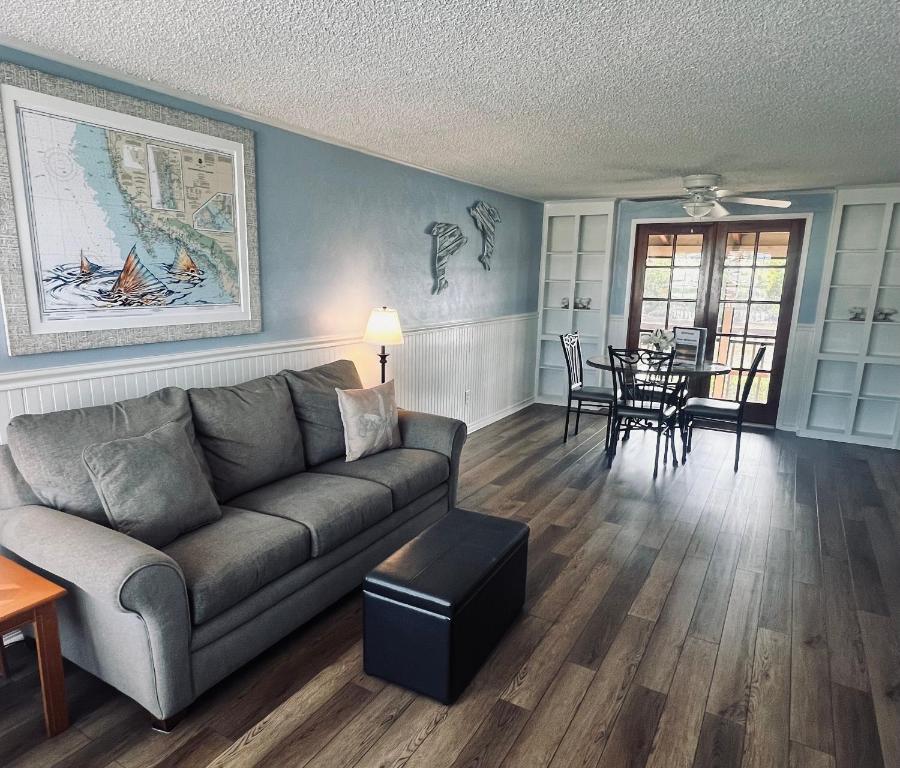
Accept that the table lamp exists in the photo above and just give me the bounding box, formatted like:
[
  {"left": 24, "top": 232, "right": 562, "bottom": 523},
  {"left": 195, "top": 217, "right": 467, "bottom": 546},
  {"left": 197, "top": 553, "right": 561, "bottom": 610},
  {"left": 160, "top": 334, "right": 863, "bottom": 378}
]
[{"left": 364, "top": 307, "right": 404, "bottom": 383}]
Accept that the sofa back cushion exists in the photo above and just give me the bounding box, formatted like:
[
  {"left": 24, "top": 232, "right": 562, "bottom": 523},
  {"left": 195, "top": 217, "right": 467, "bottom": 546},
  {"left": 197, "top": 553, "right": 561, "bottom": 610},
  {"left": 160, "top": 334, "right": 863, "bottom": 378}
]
[
  {"left": 188, "top": 375, "right": 305, "bottom": 500},
  {"left": 7, "top": 387, "right": 209, "bottom": 524},
  {"left": 280, "top": 359, "right": 363, "bottom": 466},
  {"left": 0, "top": 445, "right": 40, "bottom": 510},
  {"left": 83, "top": 421, "right": 222, "bottom": 548}
]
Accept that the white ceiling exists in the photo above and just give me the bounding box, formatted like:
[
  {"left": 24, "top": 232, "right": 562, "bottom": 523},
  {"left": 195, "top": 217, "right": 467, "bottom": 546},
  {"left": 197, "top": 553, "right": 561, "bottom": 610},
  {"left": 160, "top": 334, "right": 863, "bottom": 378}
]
[{"left": 3, "top": 1, "right": 899, "bottom": 201}]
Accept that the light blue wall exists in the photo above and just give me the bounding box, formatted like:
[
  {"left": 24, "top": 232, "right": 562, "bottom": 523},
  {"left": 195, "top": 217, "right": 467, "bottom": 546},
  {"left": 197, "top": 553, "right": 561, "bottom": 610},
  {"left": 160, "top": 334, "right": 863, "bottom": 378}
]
[
  {"left": 0, "top": 46, "right": 543, "bottom": 373},
  {"left": 610, "top": 192, "right": 835, "bottom": 323}
]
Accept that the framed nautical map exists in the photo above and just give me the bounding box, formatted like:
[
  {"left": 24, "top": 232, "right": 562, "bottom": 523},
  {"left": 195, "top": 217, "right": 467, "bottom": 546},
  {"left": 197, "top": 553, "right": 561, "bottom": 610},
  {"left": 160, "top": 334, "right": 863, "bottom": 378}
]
[{"left": 0, "top": 63, "right": 261, "bottom": 355}]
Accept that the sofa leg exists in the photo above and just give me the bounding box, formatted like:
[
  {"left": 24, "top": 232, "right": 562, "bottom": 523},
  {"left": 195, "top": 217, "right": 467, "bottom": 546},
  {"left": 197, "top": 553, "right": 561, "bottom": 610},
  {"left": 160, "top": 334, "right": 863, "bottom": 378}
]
[{"left": 151, "top": 710, "right": 185, "bottom": 733}]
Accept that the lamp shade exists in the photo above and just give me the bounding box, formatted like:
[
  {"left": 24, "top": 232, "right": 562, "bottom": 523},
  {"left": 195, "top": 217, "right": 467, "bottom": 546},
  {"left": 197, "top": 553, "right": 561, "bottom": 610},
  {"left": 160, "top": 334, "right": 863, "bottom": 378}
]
[{"left": 364, "top": 307, "right": 404, "bottom": 345}]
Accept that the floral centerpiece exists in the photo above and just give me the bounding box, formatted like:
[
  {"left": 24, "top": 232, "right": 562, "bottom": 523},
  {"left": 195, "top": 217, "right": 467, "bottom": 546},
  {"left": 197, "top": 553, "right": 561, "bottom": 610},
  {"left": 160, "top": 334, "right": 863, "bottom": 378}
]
[{"left": 641, "top": 329, "right": 675, "bottom": 352}]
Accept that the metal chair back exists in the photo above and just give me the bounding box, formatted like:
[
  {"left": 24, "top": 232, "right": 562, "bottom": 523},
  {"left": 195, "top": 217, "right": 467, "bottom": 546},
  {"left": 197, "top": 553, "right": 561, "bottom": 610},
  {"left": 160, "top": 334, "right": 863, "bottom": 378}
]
[
  {"left": 560, "top": 333, "right": 584, "bottom": 391},
  {"left": 608, "top": 346, "right": 680, "bottom": 419},
  {"left": 737, "top": 345, "right": 768, "bottom": 411}
]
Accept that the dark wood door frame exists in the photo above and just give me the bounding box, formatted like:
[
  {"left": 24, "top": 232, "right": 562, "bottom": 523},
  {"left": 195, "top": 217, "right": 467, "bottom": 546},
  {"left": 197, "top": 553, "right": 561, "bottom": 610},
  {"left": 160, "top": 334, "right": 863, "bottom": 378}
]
[
  {"left": 627, "top": 219, "right": 807, "bottom": 425},
  {"left": 627, "top": 222, "right": 716, "bottom": 349}
]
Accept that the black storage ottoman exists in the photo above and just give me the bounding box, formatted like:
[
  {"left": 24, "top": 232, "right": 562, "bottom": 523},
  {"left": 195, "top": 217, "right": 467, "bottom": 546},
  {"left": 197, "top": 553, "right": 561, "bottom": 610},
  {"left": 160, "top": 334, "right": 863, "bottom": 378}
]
[{"left": 363, "top": 508, "right": 529, "bottom": 704}]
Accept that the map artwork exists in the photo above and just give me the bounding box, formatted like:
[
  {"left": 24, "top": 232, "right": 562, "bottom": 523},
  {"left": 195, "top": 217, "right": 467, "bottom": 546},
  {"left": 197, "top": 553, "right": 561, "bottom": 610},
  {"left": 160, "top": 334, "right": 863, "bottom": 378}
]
[{"left": 1, "top": 85, "right": 251, "bottom": 338}]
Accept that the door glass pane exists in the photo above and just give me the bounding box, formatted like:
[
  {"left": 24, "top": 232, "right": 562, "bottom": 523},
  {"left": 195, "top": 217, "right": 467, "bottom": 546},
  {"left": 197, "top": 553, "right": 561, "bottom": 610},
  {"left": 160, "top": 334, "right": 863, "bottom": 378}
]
[
  {"left": 751, "top": 268, "right": 786, "bottom": 301},
  {"left": 674, "top": 234, "right": 702, "bottom": 266},
  {"left": 647, "top": 235, "right": 673, "bottom": 265},
  {"left": 747, "top": 303, "right": 780, "bottom": 336},
  {"left": 717, "top": 302, "right": 748, "bottom": 334},
  {"left": 671, "top": 267, "right": 700, "bottom": 299},
  {"left": 756, "top": 231, "right": 789, "bottom": 266},
  {"left": 643, "top": 268, "right": 671, "bottom": 298},
  {"left": 669, "top": 301, "right": 696, "bottom": 326},
  {"left": 725, "top": 232, "right": 756, "bottom": 265},
  {"left": 721, "top": 267, "right": 753, "bottom": 300},
  {"left": 641, "top": 300, "right": 667, "bottom": 330}
]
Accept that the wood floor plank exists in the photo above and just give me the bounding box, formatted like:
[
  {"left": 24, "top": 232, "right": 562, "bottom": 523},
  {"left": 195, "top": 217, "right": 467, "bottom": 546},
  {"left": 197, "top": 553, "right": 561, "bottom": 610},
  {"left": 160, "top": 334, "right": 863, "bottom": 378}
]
[
  {"left": 843, "top": 519, "right": 890, "bottom": 617},
  {"left": 501, "top": 554, "right": 622, "bottom": 711},
  {"left": 595, "top": 683, "right": 667, "bottom": 768},
  {"left": 822, "top": 556, "right": 869, "bottom": 692},
  {"left": 529, "top": 521, "right": 620, "bottom": 622},
  {"left": 758, "top": 527, "right": 793, "bottom": 633},
  {"left": 259, "top": 682, "right": 375, "bottom": 768},
  {"left": 691, "top": 713, "right": 745, "bottom": 768},
  {"left": 831, "top": 683, "right": 885, "bottom": 768},
  {"left": 449, "top": 699, "right": 529, "bottom": 768},
  {"left": 689, "top": 533, "right": 742, "bottom": 643},
  {"left": 705, "top": 569, "right": 763, "bottom": 725},
  {"left": 635, "top": 555, "right": 709, "bottom": 693},
  {"left": 567, "top": 544, "right": 657, "bottom": 669},
  {"left": 790, "top": 582, "right": 834, "bottom": 756},
  {"left": 790, "top": 742, "right": 836, "bottom": 768},
  {"left": 793, "top": 503, "right": 822, "bottom": 586},
  {"left": 206, "top": 643, "right": 363, "bottom": 768},
  {"left": 306, "top": 685, "right": 414, "bottom": 768},
  {"left": 500, "top": 662, "right": 594, "bottom": 768},
  {"left": 857, "top": 611, "right": 900, "bottom": 768},
  {"left": 741, "top": 628, "right": 790, "bottom": 768},
  {"left": 549, "top": 615, "right": 654, "bottom": 768},
  {"left": 645, "top": 636, "right": 718, "bottom": 768},
  {"left": 630, "top": 520, "right": 696, "bottom": 622}
]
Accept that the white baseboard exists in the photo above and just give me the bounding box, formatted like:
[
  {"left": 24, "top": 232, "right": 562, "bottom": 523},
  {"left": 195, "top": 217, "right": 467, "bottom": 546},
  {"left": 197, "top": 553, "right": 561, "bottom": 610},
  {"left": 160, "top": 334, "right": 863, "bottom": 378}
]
[{"left": 468, "top": 397, "right": 535, "bottom": 433}]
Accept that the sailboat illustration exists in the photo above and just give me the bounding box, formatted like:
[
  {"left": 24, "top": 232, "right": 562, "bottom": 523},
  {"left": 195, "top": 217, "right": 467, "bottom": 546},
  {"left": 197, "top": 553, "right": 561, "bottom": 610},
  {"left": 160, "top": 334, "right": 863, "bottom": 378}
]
[
  {"left": 104, "top": 245, "right": 170, "bottom": 306},
  {"left": 165, "top": 245, "right": 204, "bottom": 282},
  {"left": 79, "top": 250, "right": 101, "bottom": 277}
]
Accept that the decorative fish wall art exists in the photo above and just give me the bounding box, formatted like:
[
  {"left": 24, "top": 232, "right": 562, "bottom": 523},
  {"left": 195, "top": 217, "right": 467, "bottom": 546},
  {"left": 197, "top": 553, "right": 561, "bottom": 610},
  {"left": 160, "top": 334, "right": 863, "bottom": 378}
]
[
  {"left": 429, "top": 222, "right": 468, "bottom": 295},
  {"left": 469, "top": 200, "right": 501, "bottom": 271}
]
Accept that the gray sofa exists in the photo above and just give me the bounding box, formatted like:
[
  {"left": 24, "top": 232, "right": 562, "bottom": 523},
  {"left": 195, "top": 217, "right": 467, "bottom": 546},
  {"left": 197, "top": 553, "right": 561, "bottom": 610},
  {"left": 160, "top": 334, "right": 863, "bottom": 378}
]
[{"left": 0, "top": 360, "right": 465, "bottom": 723}]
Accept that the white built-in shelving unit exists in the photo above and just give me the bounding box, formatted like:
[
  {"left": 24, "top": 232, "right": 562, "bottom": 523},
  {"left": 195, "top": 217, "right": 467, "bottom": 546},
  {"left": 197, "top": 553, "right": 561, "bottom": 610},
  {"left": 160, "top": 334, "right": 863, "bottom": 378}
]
[
  {"left": 534, "top": 201, "right": 615, "bottom": 405},
  {"left": 799, "top": 186, "right": 900, "bottom": 448}
]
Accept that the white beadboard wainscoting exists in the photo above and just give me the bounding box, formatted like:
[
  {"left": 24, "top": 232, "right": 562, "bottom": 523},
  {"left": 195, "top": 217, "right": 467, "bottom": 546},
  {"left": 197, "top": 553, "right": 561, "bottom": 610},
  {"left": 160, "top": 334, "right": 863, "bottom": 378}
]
[{"left": 0, "top": 313, "right": 538, "bottom": 442}]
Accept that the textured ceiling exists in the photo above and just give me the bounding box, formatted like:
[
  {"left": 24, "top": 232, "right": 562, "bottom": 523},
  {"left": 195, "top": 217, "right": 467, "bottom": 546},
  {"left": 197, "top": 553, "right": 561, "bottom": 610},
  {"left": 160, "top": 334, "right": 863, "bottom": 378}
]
[{"left": 3, "top": 0, "right": 899, "bottom": 200}]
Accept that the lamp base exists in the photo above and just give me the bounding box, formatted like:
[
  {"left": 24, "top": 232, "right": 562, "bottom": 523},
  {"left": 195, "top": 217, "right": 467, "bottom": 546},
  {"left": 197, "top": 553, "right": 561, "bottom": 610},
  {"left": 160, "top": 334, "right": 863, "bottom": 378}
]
[{"left": 377, "top": 346, "right": 389, "bottom": 384}]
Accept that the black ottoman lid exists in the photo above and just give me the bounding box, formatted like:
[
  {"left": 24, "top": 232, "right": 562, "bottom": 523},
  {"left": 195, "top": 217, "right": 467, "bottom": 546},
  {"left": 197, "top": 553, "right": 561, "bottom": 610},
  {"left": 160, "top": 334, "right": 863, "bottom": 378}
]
[{"left": 364, "top": 509, "right": 528, "bottom": 618}]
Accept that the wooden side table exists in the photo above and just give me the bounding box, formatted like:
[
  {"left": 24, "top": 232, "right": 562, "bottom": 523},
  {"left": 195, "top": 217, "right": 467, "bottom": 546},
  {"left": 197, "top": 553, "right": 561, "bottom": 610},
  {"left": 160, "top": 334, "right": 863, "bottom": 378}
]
[{"left": 0, "top": 555, "right": 69, "bottom": 736}]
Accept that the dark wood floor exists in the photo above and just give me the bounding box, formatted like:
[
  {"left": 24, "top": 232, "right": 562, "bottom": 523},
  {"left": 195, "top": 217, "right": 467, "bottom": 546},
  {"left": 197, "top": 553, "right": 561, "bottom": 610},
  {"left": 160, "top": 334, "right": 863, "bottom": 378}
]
[{"left": 2, "top": 404, "right": 899, "bottom": 768}]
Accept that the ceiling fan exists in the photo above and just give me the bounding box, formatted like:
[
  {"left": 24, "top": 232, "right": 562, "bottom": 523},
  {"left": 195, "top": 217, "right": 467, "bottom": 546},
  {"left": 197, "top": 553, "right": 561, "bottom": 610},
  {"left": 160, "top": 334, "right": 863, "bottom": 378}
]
[{"left": 627, "top": 174, "right": 791, "bottom": 219}]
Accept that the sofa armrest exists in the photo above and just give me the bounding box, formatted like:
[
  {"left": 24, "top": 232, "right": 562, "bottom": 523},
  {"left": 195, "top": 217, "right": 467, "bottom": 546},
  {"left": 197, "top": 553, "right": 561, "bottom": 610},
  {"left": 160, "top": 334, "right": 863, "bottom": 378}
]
[
  {"left": 0, "top": 505, "right": 192, "bottom": 719},
  {"left": 398, "top": 410, "right": 467, "bottom": 507}
]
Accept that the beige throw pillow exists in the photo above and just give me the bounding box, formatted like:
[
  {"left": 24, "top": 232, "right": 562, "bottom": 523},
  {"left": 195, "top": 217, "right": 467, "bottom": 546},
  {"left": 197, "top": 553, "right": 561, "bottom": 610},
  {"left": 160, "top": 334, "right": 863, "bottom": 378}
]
[{"left": 335, "top": 380, "right": 401, "bottom": 462}]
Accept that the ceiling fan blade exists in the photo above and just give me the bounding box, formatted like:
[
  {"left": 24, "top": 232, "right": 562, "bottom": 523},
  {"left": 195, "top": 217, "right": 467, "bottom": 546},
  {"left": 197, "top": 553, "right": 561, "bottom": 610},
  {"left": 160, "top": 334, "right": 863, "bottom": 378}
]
[
  {"left": 714, "top": 189, "right": 737, "bottom": 198},
  {"left": 719, "top": 195, "right": 791, "bottom": 208},
  {"left": 707, "top": 202, "right": 731, "bottom": 218},
  {"left": 622, "top": 195, "right": 687, "bottom": 203}
]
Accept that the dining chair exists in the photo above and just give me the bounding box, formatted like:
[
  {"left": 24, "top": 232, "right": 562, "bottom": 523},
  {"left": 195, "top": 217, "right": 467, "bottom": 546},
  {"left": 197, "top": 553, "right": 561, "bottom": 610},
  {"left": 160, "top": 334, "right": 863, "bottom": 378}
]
[
  {"left": 559, "top": 333, "right": 615, "bottom": 449},
  {"left": 680, "top": 345, "right": 767, "bottom": 471},
  {"left": 607, "top": 346, "right": 683, "bottom": 478}
]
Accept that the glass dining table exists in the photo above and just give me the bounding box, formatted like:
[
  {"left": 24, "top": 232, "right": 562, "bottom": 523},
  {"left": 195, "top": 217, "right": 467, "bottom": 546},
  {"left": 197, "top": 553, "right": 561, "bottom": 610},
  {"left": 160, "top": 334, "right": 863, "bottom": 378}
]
[
  {"left": 585, "top": 354, "right": 732, "bottom": 469},
  {"left": 585, "top": 355, "right": 731, "bottom": 379}
]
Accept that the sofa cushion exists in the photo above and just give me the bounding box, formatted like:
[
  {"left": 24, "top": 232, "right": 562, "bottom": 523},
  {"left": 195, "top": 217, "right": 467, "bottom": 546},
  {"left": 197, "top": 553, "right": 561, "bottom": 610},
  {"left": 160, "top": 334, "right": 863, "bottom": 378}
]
[
  {"left": 7, "top": 387, "right": 209, "bottom": 524},
  {"left": 188, "top": 376, "right": 305, "bottom": 501},
  {"left": 163, "top": 506, "right": 311, "bottom": 624},
  {"left": 336, "top": 380, "right": 401, "bottom": 461},
  {"left": 83, "top": 421, "right": 222, "bottom": 548},
  {"left": 231, "top": 472, "right": 392, "bottom": 557},
  {"left": 312, "top": 448, "right": 450, "bottom": 509},
  {"left": 280, "top": 360, "right": 363, "bottom": 466}
]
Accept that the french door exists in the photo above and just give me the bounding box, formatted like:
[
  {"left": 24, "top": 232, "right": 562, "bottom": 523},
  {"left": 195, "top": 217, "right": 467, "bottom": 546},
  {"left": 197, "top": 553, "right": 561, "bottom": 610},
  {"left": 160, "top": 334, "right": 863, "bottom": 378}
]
[{"left": 628, "top": 219, "right": 805, "bottom": 424}]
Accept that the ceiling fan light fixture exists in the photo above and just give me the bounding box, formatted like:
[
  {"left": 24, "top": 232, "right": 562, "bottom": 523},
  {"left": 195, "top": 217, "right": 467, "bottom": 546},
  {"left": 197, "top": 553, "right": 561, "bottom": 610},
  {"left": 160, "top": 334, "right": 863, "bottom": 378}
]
[{"left": 683, "top": 200, "right": 714, "bottom": 218}]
